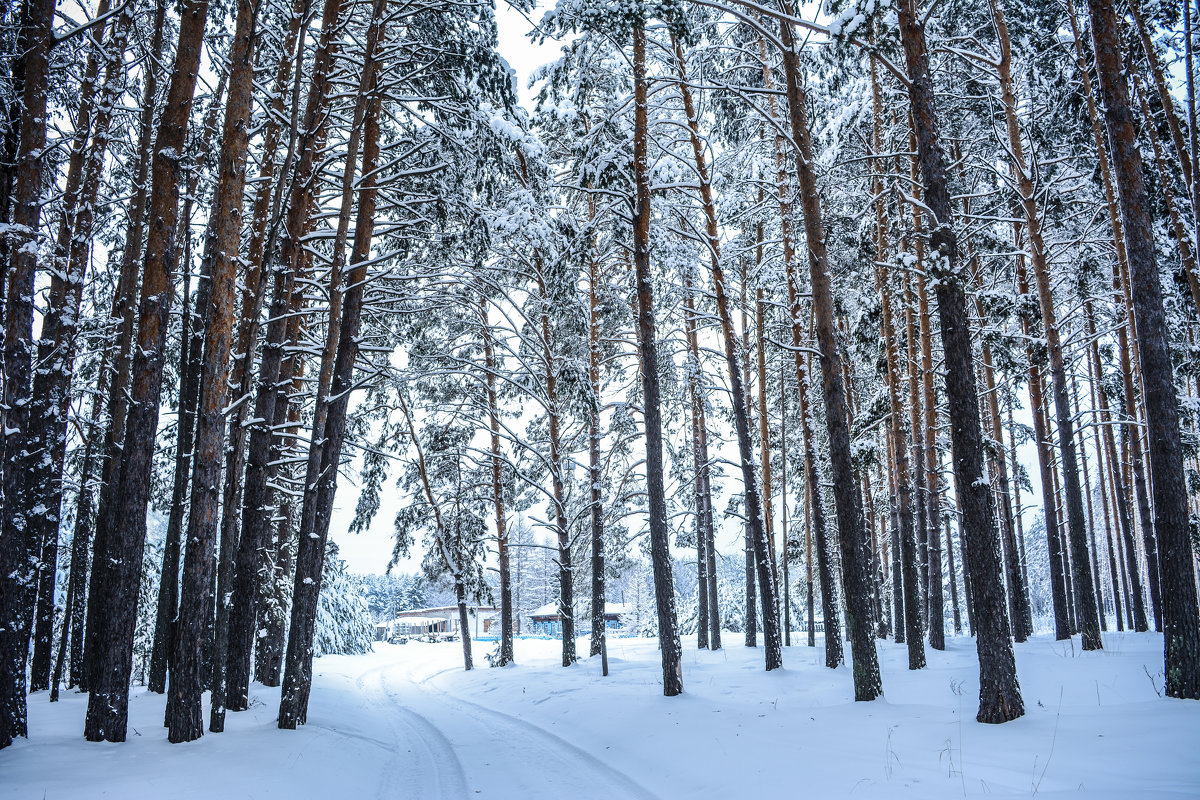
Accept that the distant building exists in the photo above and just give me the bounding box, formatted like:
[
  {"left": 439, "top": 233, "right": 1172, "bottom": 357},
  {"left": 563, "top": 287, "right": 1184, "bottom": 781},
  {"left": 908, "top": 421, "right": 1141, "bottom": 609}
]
[
  {"left": 377, "top": 605, "right": 500, "bottom": 641},
  {"left": 527, "top": 602, "right": 629, "bottom": 636}
]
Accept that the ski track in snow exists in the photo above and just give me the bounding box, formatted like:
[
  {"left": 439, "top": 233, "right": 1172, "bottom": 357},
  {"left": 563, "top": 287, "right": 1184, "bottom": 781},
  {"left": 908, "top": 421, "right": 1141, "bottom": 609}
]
[{"left": 364, "top": 658, "right": 657, "bottom": 800}]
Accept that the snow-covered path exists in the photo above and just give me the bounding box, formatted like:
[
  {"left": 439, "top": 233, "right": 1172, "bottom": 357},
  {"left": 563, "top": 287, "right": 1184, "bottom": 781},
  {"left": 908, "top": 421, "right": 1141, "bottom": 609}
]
[
  {"left": 3, "top": 632, "right": 1199, "bottom": 798},
  {"left": 360, "top": 659, "right": 657, "bottom": 799}
]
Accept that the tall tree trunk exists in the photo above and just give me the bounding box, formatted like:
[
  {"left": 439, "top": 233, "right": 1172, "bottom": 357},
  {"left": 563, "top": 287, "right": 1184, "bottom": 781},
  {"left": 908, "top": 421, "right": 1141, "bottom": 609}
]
[
  {"left": 1085, "top": 300, "right": 1148, "bottom": 631},
  {"left": 235, "top": 0, "right": 350, "bottom": 720},
  {"left": 683, "top": 268, "right": 716, "bottom": 650},
  {"left": 148, "top": 266, "right": 198, "bottom": 695},
  {"left": 27, "top": 1, "right": 126, "bottom": 693},
  {"left": 256, "top": 367, "right": 306, "bottom": 691},
  {"left": 164, "top": 0, "right": 261, "bottom": 742},
  {"left": 873, "top": 160, "right": 925, "bottom": 669},
  {"left": 1088, "top": 0, "right": 1200, "bottom": 698},
  {"left": 757, "top": 33, "right": 826, "bottom": 653},
  {"left": 1007, "top": 404, "right": 1031, "bottom": 598},
  {"left": 1016, "top": 246, "right": 1072, "bottom": 641},
  {"left": 146, "top": 71, "right": 233, "bottom": 695},
  {"left": 683, "top": 265, "right": 721, "bottom": 650},
  {"left": 255, "top": 491, "right": 296, "bottom": 686},
  {"left": 65, "top": 346, "right": 110, "bottom": 690},
  {"left": 279, "top": 0, "right": 388, "bottom": 726},
  {"left": 47, "top": 316, "right": 115, "bottom": 696},
  {"left": 992, "top": 0, "right": 1101, "bottom": 650},
  {"left": 915, "top": 254, "right": 949, "bottom": 645},
  {"left": 888, "top": 450, "right": 904, "bottom": 646},
  {"left": 804, "top": 474, "right": 816, "bottom": 646},
  {"left": 780, "top": 364, "right": 791, "bottom": 646},
  {"left": 905, "top": 264, "right": 942, "bottom": 651},
  {"left": 145, "top": 68, "right": 233, "bottom": 692},
  {"left": 1073, "top": 380, "right": 1107, "bottom": 631},
  {"left": 142, "top": 60, "right": 232, "bottom": 700},
  {"left": 632, "top": 22, "right": 683, "bottom": 696},
  {"left": 975, "top": 330, "right": 1029, "bottom": 642},
  {"left": 693, "top": 410, "right": 711, "bottom": 651},
  {"left": 963, "top": 187, "right": 1030, "bottom": 640},
  {"left": 743, "top": 244, "right": 757, "bottom": 648},
  {"left": 84, "top": 0, "right": 213, "bottom": 742},
  {"left": 1050, "top": 416, "right": 1078, "bottom": 634},
  {"left": 536, "top": 261, "right": 576, "bottom": 667},
  {"left": 221, "top": 0, "right": 308, "bottom": 713},
  {"left": 897, "top": 0, "right": 1023, "bottom": 723},
  {"left": 949, "top": 514, "right": 971, "bottom": 635},
  {"left": 673, "top": 35, "right": 780, "bottom": 667},
  {"left": 778, "top": 15, "right": 877, "bottom": 696},
  {"left": 756, "top": 294, "right": 777, "bottom": 597},
  {"left": 1067, "top": 0, "right": 1161, "bottom": 633},
  {"left": 1086, "top": 342, "right": 1125, "bottom": 632},
  {"left": 482, "top": 297, "right": 515, "bottom": 665},
  {"left": 586, "top": 195, "right": 608, "bottom": 658},
  {"left": 0, "top": 0, "right": 56, "bottom": 748},
  {"left": 82, "top": 0, "right": 168, "bottom": 695},
  {"left": 944, "top": 509, "right": 963, "bottom": 635}
]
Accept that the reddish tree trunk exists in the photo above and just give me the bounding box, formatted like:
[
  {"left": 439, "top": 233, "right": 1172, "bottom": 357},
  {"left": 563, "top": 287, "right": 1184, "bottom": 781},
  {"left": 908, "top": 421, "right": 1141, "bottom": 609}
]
[
  {"left": 1088, "top": 0, "right": 1200, "bottom": 698},
  {"left": 632, "top": 22, "right": 683, "bottom": 696},
  {"left": 84, "top": 0, "right": 213, "bottom": 742}
]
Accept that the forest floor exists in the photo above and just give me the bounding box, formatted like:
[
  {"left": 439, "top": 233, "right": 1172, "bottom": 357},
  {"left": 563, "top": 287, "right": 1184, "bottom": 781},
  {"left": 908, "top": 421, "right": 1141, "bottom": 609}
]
[{"left": 3, "top": 630, "right": 1197, "bottom": 798}]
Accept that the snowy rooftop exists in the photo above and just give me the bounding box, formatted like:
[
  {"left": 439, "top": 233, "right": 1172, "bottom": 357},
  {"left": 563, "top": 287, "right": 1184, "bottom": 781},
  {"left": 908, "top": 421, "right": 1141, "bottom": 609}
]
[
  {"left": 389, "top": 616, "right": 446, "bottom": 627},
  {"left": 529, "top": 602, "right": 630, "bottom": 619}
]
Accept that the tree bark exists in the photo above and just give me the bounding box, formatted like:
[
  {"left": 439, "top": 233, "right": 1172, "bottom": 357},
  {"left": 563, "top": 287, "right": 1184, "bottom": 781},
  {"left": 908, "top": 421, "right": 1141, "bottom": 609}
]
[
  {"left": 163, "top": 0, "right": 261, "bottom": 742},
  {"left": 82, "top": 0, "right": 168, "bottom": 695},
  {"left": 279, "top": 0, "right": 388, "bottom": 727},
  {"left": 482, "top": 297, "right": 515, "bottom": 665},
  {"left": 992, "top": 0, "right": 1101, "bottom": 650},
  {"left": 873, "top": 170, "right": 924, "bottom": 669},
  {"left": 673, "top": 34, "right": 780, "bottom": 667},
  {"left": 915, "top": 257, "right": 948, "bottom": 646},
  {"left": 778, "top": 15, "right": 877, "bottom": 695},
  {"left": 586, "top": 194, "right": 608, "bottom": 658},
  {"left": 221, "top": 0, "right": 308, "bottom": 713},
  {"left": 535, "top": 261, "right": 577, "bottom": 667},
  {"left": 234, "top": 0, "right": 350, "bottom": 720},
  {"left": 84, "top": 0, "right": 213, "bottom": 742},
  {"left": 632, "top": 22, "right": 683, "bottom": 696},
  {"left": 1085, "top": 300, "right": 1147, "bottom": 631},
  {"left": 1088, "top": 0, "right": 1200, "bottom": 698},
  {"left": 897, "top": 0, "right": 1023, "bottom": 723},
  {"left": 0, "top": 0, "right": 56, "bottom": 748},
  {"left": 682, "top": 268, "right": 717, "bottom": 650},
  {"left": 1016, "top": 243, "right": 1072, "bottom": 641},
  {"left": 27, "top": 1, "right": 127, "bottom": 693}
]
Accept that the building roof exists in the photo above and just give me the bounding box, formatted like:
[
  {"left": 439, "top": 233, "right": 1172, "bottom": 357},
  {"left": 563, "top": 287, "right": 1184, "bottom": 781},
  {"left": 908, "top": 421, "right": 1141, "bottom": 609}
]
[
  {"left": 529, "top": 602, "right": 560, "bottom": 619},
  {"left": 390, "top": 605, "right": 499, "bottom": 619},
  {"left": 390, "top": 616, "right": 447, "bottom": 627},
  {"left": 528, "top": 602, "right": 629, "bottom": 619}
]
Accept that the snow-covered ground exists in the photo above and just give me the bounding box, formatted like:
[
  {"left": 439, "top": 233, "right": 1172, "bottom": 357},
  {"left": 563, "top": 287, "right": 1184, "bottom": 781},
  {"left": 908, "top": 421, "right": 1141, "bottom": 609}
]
[{"left": 4, "top": 631, "right": 1197, "bottom": 798}]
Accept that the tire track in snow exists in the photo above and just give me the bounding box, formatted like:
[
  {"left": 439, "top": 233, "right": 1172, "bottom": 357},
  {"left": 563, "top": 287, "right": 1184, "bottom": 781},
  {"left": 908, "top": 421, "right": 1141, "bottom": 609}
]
[
  {"left": 356, "top": 662, "right": 470, "bottom": 800},
  {"left": 408, "top": 666, "right": 660, "bottom": 799}
]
